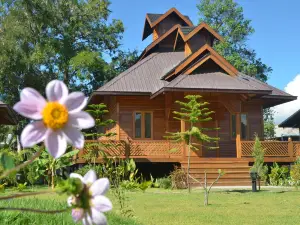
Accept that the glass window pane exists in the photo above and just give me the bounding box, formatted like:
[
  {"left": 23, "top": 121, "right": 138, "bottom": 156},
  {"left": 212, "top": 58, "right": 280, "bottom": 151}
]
[
  {"left": 135, "top": 112, "right": 141, "bottom": 138},
  {"left": 231, "top": 114, "right": 236, "bottom": 139},
  {"left": 241, "top": 114, "right": 248, "bottom": 140},
  {"left": 145, "top": 113, "right": 152, "bottom": 138}
]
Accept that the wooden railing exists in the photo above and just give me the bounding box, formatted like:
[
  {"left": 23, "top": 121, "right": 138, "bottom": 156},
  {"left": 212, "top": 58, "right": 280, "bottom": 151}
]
[
  {"left": 76, "top": 140, "right": 184, "bottom": 162},
  {"left": 241, "top": 140, "right": 300, "bottom": 158}
]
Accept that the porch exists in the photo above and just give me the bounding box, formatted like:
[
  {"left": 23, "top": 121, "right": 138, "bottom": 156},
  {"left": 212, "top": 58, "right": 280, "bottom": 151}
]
[{"left": 75, "top": 139, "right": 300, "bottom": 163}]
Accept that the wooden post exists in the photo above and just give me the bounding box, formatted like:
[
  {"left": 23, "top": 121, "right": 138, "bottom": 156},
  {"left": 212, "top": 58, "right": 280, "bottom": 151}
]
[
  {"left": 181, "top": 119, "right": 185, "bottom": 132},
  {"left": 216, "top": 120, "right": 220, "bottom": 157},
  {"left": 116, "top": 102, "right": 120, "bottom": 140},
  {"left": 236, "top": 113, "right": 241, "bottom": 158},
  {"left": 288, "top": 137, "right": 293, "bottom": 158}
]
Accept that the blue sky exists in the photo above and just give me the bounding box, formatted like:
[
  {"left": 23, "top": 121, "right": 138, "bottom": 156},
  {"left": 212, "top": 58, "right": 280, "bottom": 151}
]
[{"left": 110, "top": 0, "right": 300, "bottom": 90}]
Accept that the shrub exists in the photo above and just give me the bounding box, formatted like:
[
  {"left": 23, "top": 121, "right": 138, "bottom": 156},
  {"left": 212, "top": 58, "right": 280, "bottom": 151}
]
[
  {"left": 290, "top": 164, "right": 300, "bottom": 188},
  {"left": 120, "top": 180, "right": 139, "bottom": 190},
  {"left": 0, "top": 183, "right": 5, "bottom": 193},
  {"left": 157, "top": 177, "right": 172, "bottom": 189},
  {"left": 269, "top": 162, "right": 289, "bottom": 186},
  {"left": 170, "top": 167, "right": 187, "bottom": 189}
]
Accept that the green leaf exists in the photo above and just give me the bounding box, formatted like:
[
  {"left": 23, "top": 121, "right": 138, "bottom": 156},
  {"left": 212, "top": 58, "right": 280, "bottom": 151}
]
[{"left": 0, "top": 152, "right": 15, "bottom": 169}]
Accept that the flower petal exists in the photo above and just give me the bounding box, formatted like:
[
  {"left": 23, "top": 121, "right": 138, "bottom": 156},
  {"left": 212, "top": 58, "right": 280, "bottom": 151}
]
[
  {"left": 91, "top": 195, "right": 112, "bottom": 212},
  {"left": 46, "top": 80, "right": 68, "bottom": 103},
  {"left": 69, "top": 173, "right": 84, "bottom": 182},
  {"left": 90, "top": 178, "right": 110, "bottom": 196},
  {"left": 45, "top": 130, "right": 67, "bottom": 159},
  {"left": 83, "top": 170, "right": 97, "bottom": 185},
  {"left": 91, "top": 209, "right": 107, "bottom": 225},
  {"left": 14, "top": 88, "right": 46, "bottom": 120},
  {"left": 68, "top": 111, "right": 95, "bottom": 129},
  {"left": 82, "top": 214, "right": 93, "bottom": 225},
  {"left": 62, "top": 126, "right": 84, "bottom": 149},
  {"left": 20, "top": 121, "right": 47, "bottom": 147},
  {"left": 71, "top": 208, "right": 84, "bottom": 222},
  {"left": 63, "top": 92, "right": 87, "bottom": 113}
]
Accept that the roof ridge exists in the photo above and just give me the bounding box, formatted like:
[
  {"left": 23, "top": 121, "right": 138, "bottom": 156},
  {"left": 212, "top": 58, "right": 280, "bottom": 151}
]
[{"left": 98, "top": 53, "right": 159, "bottom": 91}]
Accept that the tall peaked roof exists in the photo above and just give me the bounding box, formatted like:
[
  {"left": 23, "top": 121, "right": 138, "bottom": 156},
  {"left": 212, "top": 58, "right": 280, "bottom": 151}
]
[
  {"left": 142, "top": 8, "right": 193, "bottom": 40},
  {"left": 91, "top": 7, "right": 297, "bottom": 109},
  {"left": 139, "top": 25, "right": 180, "bottom": 60},
  {"left": 178, "top": 22, "right": 224, "bottom": 42}
]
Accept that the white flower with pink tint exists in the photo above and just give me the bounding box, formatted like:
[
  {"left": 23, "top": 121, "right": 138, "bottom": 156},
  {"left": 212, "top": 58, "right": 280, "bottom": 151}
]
[
  {"left": 68, "top": 170, "right": 112, "bottom": 225},
  {"left": 13, "top": 80, "right": 95, "bottom": 158}
]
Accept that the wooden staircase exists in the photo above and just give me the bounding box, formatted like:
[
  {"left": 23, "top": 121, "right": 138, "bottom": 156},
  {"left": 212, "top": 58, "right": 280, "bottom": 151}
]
[{"left": 181, "top": 159, "right": 252, "bottom": 186}]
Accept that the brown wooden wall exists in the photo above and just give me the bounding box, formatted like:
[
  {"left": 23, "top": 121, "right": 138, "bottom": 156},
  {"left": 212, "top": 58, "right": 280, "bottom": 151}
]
[
  {"left": 242, "top": 100, "right": 264, "bottom": 140},
  {"left": 100, "top": 93, "right": 264, "bottom": 158},
  {"left": 118, "top": 95, "right": 166, "bottom": 140}
]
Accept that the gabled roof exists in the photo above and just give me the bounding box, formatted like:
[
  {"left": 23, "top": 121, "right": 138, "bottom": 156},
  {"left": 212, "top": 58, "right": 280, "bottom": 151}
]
[
  {"left": 91, "top": 51, "right": 295, "bottom": 108},
  {"left": 177, "top": 22, "right": 224, "bottom": 42},
  {"left": 94, "top": 52, "right": 185, "bottom": 95},
  {"left": 139, "top": 25, "right": 180, "bottom": 60},
  {"left": 162, "top": 44, "right": 239, "bottom": 80},
  {"left": 142, "top": 8, "right": 193, "bottom": 40},
  {"left": 0, "top": 101, "right": 17, "bottom": 125},
  {"left": 279, "top": 109, "right": 300, "bottom": 128}
]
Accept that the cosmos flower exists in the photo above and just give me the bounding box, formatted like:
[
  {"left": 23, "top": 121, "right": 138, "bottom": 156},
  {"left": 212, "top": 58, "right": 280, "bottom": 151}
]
[
  {"left": 68, "top": 170, "right": 112, "bottom": 225},
  {"left": 13, "top": 80, "right": 95, "bottom": 158}
]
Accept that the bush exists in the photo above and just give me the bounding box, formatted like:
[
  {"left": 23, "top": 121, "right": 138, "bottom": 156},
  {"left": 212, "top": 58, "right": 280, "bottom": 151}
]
[
  {"left": 268, "top": 162, "right": 289, "bottom": 186},
  {"left": 120, "top": 180, "right": 139, "bottom": 190},
  {"left": 157, "top": 177, "right": 172, "bottom": 189},
  {"left": 170, "top": 167, "right": 187, "bottom": 189},
  {"left": 290, "top": 164, "right": 300, "bottom": 187}
]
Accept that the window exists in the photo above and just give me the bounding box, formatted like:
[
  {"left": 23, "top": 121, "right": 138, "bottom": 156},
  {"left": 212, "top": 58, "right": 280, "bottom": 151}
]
[
  {"left": 231, "top": 113, "right": 248, "bottom": 140},
  {"left": 134, "top": 112, "right": 152, "bottom": 139},
  {"left": 241, "top": 114, "right": 248, "bottom": 140},
  {"left": 231, "top": 114, "right": 236, "bottom": 139}
]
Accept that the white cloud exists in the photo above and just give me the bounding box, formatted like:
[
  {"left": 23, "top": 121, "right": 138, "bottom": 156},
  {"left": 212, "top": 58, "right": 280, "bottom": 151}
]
[{"left": 273, "top": 74, "right": 300, "bottom": 124}]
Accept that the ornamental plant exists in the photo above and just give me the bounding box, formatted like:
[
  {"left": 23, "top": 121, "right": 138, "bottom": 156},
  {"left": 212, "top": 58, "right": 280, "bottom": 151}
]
[
  {"left": 0, "top": 80, "right": 113, "bottom": 225},
  {"left": 165, "top": 95, "right": 220, "bottom": 193}
]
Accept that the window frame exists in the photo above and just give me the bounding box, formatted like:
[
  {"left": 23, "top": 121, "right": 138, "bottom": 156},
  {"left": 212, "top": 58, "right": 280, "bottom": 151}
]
[
  {"left": 230, "top": 113, "right": 249, "bottom": 140},
  {"left": 133, "top": 111, "right": 153, "bottom": 139}
]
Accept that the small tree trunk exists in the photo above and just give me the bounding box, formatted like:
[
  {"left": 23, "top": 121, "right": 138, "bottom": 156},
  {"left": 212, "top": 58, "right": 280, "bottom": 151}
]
[
  {"left": 187, "top": 122, "right": 193, "bottom": 193},
  {"left": 258, "top": 178, "right": 261, "bottom": 191},
  {"left": 204, "top": 171, "right": 208, "bottom": 206},
  {"left": 51, "top": 166, "right": 55, "bottom": 189},
  {"left": 204, "top": 190, "right": 208, "bottom": 206},
  {"left": 187, "top": 144, "right": 191, "bottom": 193}
]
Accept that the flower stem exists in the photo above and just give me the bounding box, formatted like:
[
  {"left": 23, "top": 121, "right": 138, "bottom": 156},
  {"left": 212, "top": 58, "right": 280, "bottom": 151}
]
[
  {"left": 0, "top": 190, "right": 52, "bottom": 201},
  {"left": 0, "top": 148, "right": 43, "bottom": 180},
  {"left": 0, "top": 207, "right": 68, "bottom": 214}
]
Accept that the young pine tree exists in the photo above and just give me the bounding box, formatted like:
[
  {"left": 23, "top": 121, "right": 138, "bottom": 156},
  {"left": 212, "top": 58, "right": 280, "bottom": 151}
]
[
  {"left": 165, "top": 95, "right": 219, "bottom": 192},
  {"left": 84, "top": 104, "right": 116, "bottom": 165},
  {"left": 251, "top": 134, "right": 268, "bottom": 190}
]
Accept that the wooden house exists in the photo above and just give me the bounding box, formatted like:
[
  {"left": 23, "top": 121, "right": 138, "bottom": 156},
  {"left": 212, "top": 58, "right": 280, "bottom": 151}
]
[
  {"left": 83, "top": 8, "right": 298, "bottom": 185},
  {"left": 0, "top": 101, "right": 17, "bottom": 125}
]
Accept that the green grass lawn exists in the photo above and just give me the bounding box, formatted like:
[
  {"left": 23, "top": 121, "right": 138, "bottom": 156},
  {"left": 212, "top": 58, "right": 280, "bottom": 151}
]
[{"left": 1, "top": 187, "right": 300, "bottom": 225}]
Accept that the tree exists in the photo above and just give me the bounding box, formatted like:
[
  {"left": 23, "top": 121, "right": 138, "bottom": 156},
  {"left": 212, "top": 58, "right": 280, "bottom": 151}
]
[
  {"left": 250, "top": 134, "right": 268, "bottom": 190},
  {"left": 197, "top": 0, "right": 272, "bottom": 82},
  {"left": 0, "top": 0, "right": 129, "bottom": 105},
  {"left": 264, "top": 108, "right": 276, "bottom": 140},
  {"left": 165, "top": 95, "right": 219, "bottom": 193},
  {"left": 197, "top": 0, "right": 275, "bottom": 137}
]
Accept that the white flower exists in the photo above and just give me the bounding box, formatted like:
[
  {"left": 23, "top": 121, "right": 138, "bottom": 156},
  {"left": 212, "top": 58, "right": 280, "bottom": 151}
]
[
  {"left": 13, "top": 80, "right": 95, "bottom": 158},
  {"left": 68, "top": 170, "right": 112, "bottom": 225}
]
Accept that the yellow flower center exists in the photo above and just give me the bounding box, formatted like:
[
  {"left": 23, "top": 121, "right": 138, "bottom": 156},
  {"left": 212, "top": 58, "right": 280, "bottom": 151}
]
[{"left": 42, "top": 102, "right": 68, "bottom": 130}]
